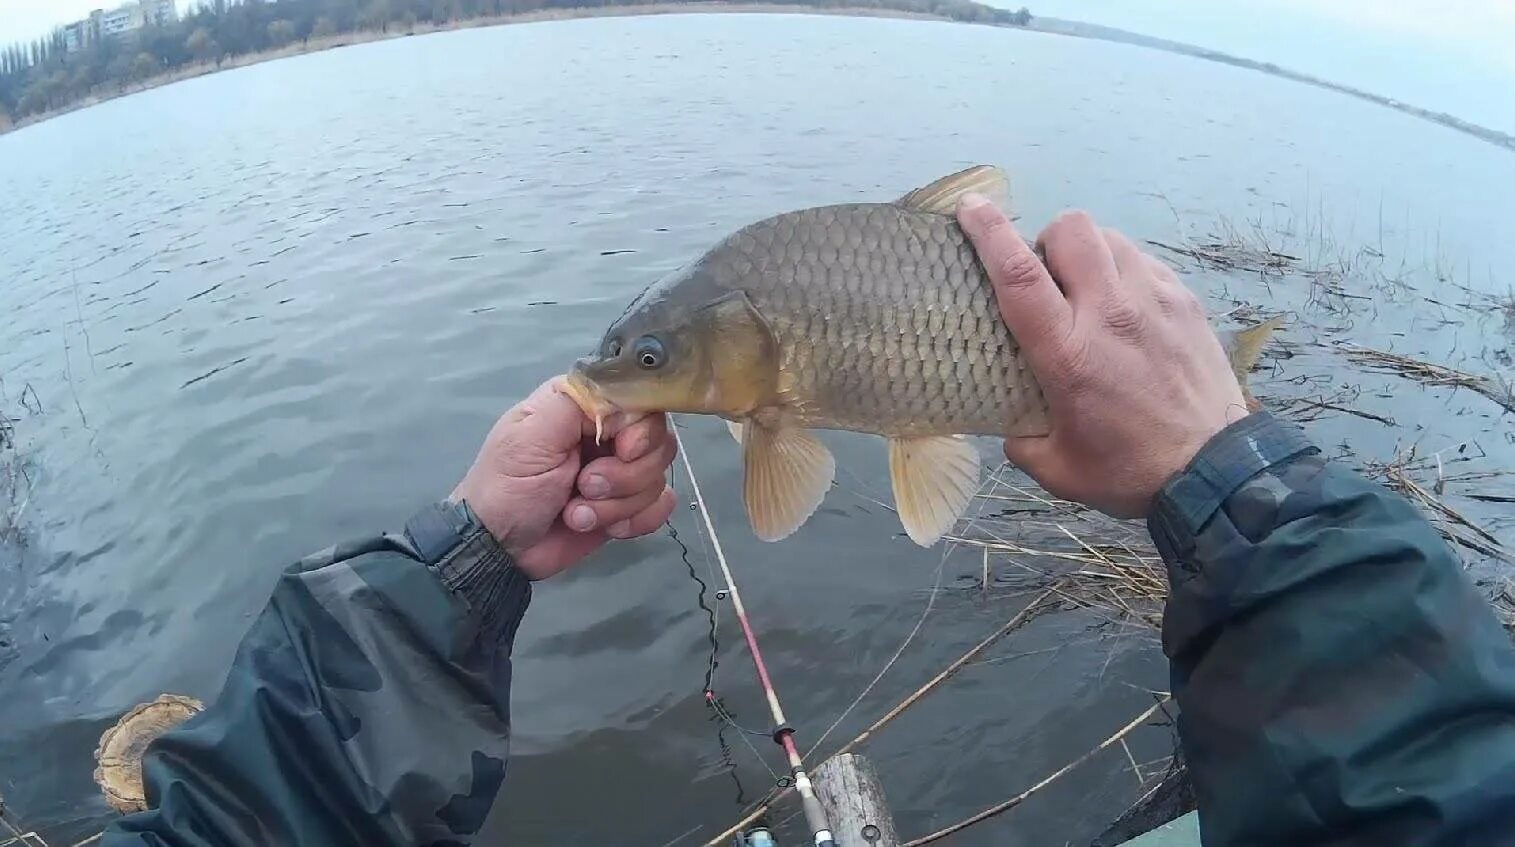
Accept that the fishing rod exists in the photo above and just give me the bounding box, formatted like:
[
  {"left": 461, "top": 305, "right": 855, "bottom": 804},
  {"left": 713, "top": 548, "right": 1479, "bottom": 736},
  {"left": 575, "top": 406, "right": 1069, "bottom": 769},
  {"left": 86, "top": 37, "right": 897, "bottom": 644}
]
[{"left": 669, "top": 419, "right": 837, "bottom": 847}]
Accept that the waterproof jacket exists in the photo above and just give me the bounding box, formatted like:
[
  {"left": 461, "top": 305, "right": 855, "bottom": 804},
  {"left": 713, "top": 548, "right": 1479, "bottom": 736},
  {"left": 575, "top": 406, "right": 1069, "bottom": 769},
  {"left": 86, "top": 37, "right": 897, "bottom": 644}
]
[{"left": 102, "top": 412, "right": 1515, "bottom": 846}]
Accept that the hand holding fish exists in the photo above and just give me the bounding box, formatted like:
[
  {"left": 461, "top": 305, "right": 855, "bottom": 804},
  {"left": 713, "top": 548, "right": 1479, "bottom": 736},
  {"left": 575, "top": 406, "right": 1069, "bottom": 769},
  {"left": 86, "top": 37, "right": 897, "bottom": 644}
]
[
  {"left": 956, "top": 198, "right": 1253, "bottom": 518},
  {"left": 450, "top": 378, "right": 677, "bottom": 580}
]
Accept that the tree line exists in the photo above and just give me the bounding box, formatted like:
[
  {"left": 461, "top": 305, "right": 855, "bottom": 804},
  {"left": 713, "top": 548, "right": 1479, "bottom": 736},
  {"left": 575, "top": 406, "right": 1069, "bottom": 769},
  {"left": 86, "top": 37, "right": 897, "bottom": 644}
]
[{"left": 0, "top": 0, "right": 1031, "bottom": 128}]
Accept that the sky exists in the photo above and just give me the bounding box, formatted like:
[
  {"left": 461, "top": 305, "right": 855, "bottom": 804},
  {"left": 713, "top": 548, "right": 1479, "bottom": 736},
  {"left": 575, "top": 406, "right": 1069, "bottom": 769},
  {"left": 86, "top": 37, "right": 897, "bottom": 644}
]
[
  {"left": 0, "top": 0, "right": 184, "bottom": 43},
  {"left": 2, "top": 0, "right": 1512, "bottom": 132},
  {"left": 1016, "top": 0, "right": 1515, "bottom": 133}
]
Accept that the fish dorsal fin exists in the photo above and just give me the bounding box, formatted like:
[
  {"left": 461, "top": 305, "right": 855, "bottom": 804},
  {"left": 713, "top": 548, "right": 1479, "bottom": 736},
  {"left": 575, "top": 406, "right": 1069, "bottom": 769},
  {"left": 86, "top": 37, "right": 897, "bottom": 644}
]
[
  {"left": 897, "top": 165, "right": 1009, "bottom": 215},
  {"left": 888, "top": 435, "right": 981, "bottom": 546},
  {"left": 742, "top": 423, "right": 835, "bottom": 542}
]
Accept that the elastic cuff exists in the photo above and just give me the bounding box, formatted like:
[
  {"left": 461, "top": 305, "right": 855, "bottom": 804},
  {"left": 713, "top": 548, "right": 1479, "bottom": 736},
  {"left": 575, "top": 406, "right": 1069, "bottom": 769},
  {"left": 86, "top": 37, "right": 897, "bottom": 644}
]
[
  {"left": 405, "top": 501, "right": 531, "bottom": 645},
  {"left": 1147, "top": 412, "right": 1317, "bottom": 556}
]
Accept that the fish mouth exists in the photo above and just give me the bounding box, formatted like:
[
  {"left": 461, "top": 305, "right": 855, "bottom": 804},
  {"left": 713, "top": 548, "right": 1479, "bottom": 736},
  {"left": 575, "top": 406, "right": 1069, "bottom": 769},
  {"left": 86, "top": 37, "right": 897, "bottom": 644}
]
[{"left": 564, "top": 363, "right": 620, "bottom": 444}]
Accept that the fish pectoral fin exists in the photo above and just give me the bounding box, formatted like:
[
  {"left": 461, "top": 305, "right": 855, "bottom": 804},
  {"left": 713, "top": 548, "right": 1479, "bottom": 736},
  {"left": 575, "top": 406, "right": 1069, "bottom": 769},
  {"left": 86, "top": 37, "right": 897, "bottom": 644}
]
[
  {"left": 888, "top": 435, "right": 982, "bottom": 547},
  {"left": 897, "top": 165, "right": 1010, "bottom": 215},
  {"left": 725, "top": 418, "right": 745, "bottom": 445},
  {"left": 743, "top": 424, "right": 835, "bottom": 542}
]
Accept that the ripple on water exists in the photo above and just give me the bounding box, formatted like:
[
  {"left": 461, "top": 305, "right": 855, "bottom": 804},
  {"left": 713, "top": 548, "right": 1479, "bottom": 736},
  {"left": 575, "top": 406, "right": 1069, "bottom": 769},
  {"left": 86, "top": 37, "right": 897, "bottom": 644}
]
[{"left": 0, "top": 13, "right": 1512, "bottom": 845}]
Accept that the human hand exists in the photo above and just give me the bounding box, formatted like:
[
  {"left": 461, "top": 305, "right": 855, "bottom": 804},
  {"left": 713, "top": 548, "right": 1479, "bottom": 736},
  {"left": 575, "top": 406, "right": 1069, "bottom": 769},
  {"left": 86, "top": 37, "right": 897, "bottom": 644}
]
[
  {"left": 450, "top": 377, "right": 677, "bottom": 580},
  {"left": 956, "top": 197, "right": 1247, "bottom": 518}
]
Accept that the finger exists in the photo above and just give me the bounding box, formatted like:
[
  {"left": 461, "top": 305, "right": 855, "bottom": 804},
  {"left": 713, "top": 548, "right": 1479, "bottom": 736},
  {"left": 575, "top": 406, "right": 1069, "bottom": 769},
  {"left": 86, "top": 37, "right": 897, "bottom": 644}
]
[
  {"left": 1144, "top": 254, "right": 1180, "bottom": 285},
  {"left": 1001, "top": 434, "right": 1076, "bottom": 499},
  {"left": 578, "top": 437, "right": 676, "bottom": 500},
  {"left": 606, "top": 486, "right": 677, "bottom": 539},
  {"left": 1103, "top": 228, "right": 1154, "bottom": 290},
  {"left": 956, "top": 193, "right": 1074, "bottom": 364},
  {"left": 613, "top": 412, "right": 669, "bottom": 463},
  {"left": 564, "top": 481, "right": 667, "bottom": 533},
  {"left": 498, "top": 377, "right": 590, "bottom": 457},
  {"left": 1037, "top": 210, "right": 1118, "bottom": 306}
]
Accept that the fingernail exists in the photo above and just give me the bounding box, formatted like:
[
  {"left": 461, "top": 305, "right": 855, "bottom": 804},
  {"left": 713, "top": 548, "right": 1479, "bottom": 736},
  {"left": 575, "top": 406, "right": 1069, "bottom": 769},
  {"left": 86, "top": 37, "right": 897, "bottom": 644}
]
[
  {"left": 582, "top": 474, "right": 609, "bottom": 499},
  {"left": 569, "top": 504, "right": 597, "bottom": 531},
  {"left": 607, "top": 520, "right": 631, "bottom": 538},
  {"left": 958, "top": 191, "right": 989, "bottom": 211}
]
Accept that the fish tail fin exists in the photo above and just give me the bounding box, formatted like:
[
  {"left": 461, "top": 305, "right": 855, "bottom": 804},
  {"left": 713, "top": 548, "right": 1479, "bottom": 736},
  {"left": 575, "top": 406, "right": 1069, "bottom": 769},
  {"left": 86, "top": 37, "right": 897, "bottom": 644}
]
[{"left": 1220, "top": 315, "right": 1285, "bottom": 411}]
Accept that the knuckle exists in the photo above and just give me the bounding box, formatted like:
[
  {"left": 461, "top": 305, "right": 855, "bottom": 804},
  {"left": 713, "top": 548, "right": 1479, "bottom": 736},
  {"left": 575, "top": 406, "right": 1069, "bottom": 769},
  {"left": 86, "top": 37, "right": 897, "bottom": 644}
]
[
  {"left": 993, "top": 246, "right": 1045, "bottom": 289},
  {"left": 1152, "top": 288, "right": 1181, "bottom": 317},
  {"left": 1184, "top": 291, "right": 1207, "bottom": 319},
  {"left": 1100, "top": 296, "right": 1145, "bottom": 337},
  {"left": 1050, "top": 333, "right": 1096, "bottom": 390}
]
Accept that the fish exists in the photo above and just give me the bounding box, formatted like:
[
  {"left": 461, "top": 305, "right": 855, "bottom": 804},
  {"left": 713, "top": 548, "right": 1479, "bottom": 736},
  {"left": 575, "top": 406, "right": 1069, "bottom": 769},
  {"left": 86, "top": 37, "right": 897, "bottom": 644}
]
[{"left": 564, "top": 165, "right": 1280, "bottom": 546}]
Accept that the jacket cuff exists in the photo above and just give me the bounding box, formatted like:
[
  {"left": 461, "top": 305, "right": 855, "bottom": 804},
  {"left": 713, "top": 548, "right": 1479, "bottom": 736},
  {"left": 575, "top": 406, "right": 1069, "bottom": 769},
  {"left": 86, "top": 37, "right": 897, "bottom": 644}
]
[
  {"left": 1147, "top": 412, "right": 1317, "bottom": 564},
  {"left": 404, "top": 500, "right": 531, "bottom": 645}
]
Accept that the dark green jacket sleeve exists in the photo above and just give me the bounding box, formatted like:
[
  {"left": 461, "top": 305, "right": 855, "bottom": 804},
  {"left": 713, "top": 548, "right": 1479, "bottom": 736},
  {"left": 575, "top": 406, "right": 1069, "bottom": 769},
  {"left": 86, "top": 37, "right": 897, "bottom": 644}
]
[
  {"left": 102, "top": 501, "right": 530, "bottom": 847},
  {"left": 1149, "top": 412, "right": 1515, "bottom": 847}
]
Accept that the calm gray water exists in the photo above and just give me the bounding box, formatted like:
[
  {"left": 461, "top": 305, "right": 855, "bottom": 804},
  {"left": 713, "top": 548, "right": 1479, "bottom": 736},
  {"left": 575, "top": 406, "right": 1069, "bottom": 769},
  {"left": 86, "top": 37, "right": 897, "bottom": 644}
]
[{"left": 1, "top": 14, "right": 1512, "bottom": 845}]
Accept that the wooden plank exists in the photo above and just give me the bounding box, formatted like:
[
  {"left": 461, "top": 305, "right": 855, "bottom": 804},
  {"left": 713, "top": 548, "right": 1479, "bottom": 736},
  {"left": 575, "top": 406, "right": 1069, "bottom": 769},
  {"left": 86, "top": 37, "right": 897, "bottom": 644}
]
[{"left": 813, "top": 753, "right": 899, "bottom": 847}]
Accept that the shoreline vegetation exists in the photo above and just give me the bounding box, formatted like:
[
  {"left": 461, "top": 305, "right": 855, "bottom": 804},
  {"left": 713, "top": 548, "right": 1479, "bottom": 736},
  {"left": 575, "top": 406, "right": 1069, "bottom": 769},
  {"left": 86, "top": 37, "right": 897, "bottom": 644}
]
[
  {"left": 1, "top": 0, "right": 1029, "bottom": 134},
  {"left": 1, "top": 2, "right": 1512, "bottom": 155}
]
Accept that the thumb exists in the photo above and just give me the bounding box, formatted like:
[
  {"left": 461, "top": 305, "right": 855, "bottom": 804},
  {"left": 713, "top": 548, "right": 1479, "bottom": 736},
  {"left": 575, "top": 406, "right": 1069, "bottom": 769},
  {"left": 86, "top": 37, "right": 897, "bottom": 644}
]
[
  {"left": 492, "top": 378, "right": 588, "bottom": 475},
  {"left": 1001, "top": 434, "right": 1076, "bottom": 499}
]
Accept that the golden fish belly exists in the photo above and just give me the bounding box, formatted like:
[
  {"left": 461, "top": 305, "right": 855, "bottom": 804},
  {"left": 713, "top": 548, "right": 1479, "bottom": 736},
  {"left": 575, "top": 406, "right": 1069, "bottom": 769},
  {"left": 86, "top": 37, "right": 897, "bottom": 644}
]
[{"left": 707, "top": 202, "right": 1050, "bottom": 437}]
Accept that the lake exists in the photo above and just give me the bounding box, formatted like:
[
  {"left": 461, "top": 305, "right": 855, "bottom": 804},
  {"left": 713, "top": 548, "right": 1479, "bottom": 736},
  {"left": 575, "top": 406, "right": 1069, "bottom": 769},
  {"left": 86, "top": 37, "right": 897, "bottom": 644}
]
[{"left": 1, "top": 13, "right": 1512, "bottom": 846}]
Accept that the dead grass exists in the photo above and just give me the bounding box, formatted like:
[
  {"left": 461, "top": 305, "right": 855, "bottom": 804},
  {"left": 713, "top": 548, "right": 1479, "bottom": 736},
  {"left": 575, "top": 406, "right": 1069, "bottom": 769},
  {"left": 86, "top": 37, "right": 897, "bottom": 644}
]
[
  {"left": 948, "top": 475, "right": 1166, "bottom": 633},
  {"left": 951, "top": 442, "right": 1512, "bottom": 642},
  {"left": 1340, "top": 343, "right": 1515, "bottom": 415}
]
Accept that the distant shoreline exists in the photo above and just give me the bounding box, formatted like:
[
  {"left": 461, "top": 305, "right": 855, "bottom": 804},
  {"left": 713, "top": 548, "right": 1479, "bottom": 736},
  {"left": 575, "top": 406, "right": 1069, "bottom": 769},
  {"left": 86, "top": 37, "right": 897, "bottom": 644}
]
[
  {"left": 1027, "top": 16, "right": 1515, "bottom": 155},
  {"left": 3, "top": 2, "right": 1512, "bottom": 155},
  {"left": 0, "top": 3, "right": 958, "bottom": 135}
]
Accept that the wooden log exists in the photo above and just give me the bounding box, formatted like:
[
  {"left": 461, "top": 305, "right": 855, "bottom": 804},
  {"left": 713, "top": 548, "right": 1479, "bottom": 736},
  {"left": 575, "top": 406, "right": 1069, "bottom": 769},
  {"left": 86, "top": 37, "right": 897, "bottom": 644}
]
[{"left": 813, "top": 753, "right": 899, "bottom": 847}]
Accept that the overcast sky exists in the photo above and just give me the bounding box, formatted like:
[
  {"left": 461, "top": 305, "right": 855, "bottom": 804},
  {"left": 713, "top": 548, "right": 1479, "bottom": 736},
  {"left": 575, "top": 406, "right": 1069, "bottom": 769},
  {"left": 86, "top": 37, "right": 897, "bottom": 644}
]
[
  {"left": 1009, "top": 0, "right": 1515, "bottom": 132},
  {"left": 2, "top": 0, "right": 1511, "bottom": 131},
  {"left": 1, "top": 0, "right": 184, "bottom": 42}
]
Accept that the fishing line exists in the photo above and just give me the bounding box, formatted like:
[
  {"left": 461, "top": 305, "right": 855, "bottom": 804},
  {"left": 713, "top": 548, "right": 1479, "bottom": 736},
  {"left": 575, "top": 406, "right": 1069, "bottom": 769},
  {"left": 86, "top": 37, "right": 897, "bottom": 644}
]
[
  {"left": 807, "top": 446, "right": 1008, "bottom": 758},
  {"left": 805, "top": 550, "right": 947, "bottom": 758},
  {"left": 669, "top": 417, "right": 837, "bottom": 847},
  {"left": 666, "top": 462, "right": 776, "bottom": 798},
  {"left": 667, "top": 519, "right": 720, "bottom": 695}
]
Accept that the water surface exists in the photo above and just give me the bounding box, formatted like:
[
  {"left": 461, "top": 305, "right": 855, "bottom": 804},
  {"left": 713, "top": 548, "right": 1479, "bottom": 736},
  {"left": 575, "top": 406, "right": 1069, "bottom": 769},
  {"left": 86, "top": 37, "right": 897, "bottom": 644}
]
[{"left": 1, "top": 14, "right": 1512, "bottom": 845}]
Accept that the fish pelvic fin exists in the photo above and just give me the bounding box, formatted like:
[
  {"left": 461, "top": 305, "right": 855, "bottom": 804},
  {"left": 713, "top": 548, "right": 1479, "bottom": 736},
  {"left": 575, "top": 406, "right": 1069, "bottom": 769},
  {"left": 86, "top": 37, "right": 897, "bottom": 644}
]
[
  {"left": 725, "top": 418, "right": 745, "bottom": 445},
  {"left": 888, "top": 435, "right": 981, "bottom": 547},
  {"left": 897, "top": 165, "right": 1009, "bottom": 215},
  {"left": 742, "top": 423, "right": 835, "bottom": 542},
  {"left": 1220, "top": 315, "right": 1286, "bottom": 411}
]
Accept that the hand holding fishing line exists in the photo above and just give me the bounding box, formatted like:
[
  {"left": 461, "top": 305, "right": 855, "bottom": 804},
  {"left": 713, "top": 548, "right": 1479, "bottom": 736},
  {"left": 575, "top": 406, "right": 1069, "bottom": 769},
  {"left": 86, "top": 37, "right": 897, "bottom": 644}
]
[
  {"left": 451, "top": 377, "right": 677, "bottom": 580},
  {"left": 956, "top": 196, "right": 1249, "bottom": 518}
]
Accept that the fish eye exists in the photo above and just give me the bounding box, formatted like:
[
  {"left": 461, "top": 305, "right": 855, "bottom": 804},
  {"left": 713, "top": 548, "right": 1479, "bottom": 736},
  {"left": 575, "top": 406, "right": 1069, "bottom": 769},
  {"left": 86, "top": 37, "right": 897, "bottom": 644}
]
[
  {"left": 603, "top": 337, "right": 623, "bottom": 358},
  {"left": 633, "top": 335, "right": 666, "bottom": 370}
]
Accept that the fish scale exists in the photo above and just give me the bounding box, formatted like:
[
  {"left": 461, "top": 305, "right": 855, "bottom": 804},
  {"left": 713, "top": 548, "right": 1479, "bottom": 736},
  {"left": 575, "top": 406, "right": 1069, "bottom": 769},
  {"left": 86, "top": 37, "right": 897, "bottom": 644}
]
[
  {"left": 567, "top": 163, "right": 1279, "bottom": 546},
  {"left": 706, "top": 202, "right": 1048, "bottom": 437}
]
